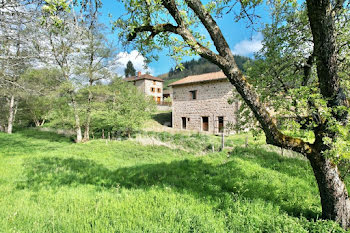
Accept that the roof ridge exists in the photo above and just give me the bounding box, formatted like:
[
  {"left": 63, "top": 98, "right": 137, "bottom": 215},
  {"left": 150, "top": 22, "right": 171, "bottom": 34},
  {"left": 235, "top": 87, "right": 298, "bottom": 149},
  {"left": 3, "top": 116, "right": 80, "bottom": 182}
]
[
  {"left": 124, "top": 74, "right": 164, "bottom": 82},
  {"left": 169, "top": 71, "right": 226, "bottom": 86}
]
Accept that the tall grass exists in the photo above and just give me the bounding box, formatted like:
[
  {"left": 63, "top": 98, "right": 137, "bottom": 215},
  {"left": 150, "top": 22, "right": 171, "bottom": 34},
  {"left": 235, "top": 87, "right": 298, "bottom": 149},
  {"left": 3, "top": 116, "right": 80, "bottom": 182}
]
[{"left": 0, "top": 129, "right": 346, "bottom": 232}]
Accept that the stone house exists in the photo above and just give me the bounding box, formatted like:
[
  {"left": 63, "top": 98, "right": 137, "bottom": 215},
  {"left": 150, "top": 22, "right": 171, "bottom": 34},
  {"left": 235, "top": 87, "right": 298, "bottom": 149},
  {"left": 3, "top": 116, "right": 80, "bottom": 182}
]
[
  {"left": 169, "top": 71, "right": 239, "bottom": 134},
  {"left": 124, "top": 72, "right": 164, "bottom": 103}
]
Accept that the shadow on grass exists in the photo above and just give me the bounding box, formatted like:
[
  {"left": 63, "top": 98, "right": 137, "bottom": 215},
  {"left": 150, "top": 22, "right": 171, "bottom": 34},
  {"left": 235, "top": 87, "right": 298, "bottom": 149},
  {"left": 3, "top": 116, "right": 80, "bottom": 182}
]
[
  {"left": 17, "top": 129, "right": 73, "bottom": 143},
  {"left": 0, "top": 129, "right": 72, "bottom": 156},
  {"left": 152, "top": 112, "right": 172, "bottom": 125},
  {"left": 19, "top": 149, "right": 319, "bottom": 219},
  {"left": 229, "top": 147, "right": 311, "bottom": 180}
]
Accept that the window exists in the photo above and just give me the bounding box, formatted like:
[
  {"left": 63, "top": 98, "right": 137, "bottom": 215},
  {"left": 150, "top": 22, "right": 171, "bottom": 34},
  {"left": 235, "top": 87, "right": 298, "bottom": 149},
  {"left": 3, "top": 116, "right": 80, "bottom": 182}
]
[
  {"left": 189, "top": 90, "right": 197, "bottom": 100},
  {"left": 218, "top": 116, "right": 224, "bottom": 133},
  {"left": 157, "top": 88, "right": 161, "bottom": 93},
  {"left": 157, "top": 97, "right": 161, "bottom": 103},
  {"left": 202, "top": 117, "right": 209, "bottom": 131},
  {"left": 151, "top": 87, "right": 155, "bottom": 93},
  {"left": 153, "top": 81, "right": 156, "bottom": 85},
  {"left": 182, "top": 117, "right": 187, "bottom": 129}
]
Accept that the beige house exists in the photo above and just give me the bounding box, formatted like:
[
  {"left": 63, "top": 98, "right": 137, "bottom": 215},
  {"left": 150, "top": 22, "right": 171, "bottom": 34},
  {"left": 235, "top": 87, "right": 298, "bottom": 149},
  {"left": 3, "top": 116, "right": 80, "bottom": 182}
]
[
  {"left": 125, "top": 72, "right": 164, "bottom": 103},
  {"left": 169, "top": 71, "right": 239, "bottom": 134}
]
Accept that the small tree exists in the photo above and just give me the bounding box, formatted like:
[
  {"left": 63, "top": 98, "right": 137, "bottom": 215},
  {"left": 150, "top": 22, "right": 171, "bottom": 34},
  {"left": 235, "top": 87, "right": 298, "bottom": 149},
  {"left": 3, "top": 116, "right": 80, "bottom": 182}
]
[
  {"left": 89, "top": 78, "right": 155, "bottom": 137},
  {"left": 124, "top": 60, "right": 136, "bottom": 77}
]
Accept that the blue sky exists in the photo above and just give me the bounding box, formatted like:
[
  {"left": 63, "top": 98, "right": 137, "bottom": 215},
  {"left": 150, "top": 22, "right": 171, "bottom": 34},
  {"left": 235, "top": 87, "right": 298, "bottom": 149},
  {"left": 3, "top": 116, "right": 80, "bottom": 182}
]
[{"left": 98, "top": 1, "right": 270, "bottom": 76}]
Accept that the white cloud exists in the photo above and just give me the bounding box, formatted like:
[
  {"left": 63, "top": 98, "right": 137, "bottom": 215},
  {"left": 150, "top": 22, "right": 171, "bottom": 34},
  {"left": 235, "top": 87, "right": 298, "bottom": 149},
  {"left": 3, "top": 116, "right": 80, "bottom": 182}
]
[
  {"left": 113, "top": 50, "right": 153, "bottom": 77},
  {"left": 232, "top": 33, "right": 263, "bottom": 56}
]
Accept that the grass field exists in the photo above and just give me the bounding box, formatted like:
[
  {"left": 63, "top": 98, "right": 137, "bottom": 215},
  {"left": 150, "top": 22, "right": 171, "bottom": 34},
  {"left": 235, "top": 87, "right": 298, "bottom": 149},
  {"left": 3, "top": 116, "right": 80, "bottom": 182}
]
[{"left": 0, "top": 129, "right": 346, "bottom": 232}]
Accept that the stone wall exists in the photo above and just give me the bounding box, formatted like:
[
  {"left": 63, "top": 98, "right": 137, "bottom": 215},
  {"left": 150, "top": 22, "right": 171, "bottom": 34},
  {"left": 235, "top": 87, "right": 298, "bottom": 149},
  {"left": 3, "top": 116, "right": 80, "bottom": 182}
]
[
  {"left": 172, "top": 79, "right": 239, "bottom": 134},
  {"left": 134, "top": 80, "right": 145, "bottom": 91}
]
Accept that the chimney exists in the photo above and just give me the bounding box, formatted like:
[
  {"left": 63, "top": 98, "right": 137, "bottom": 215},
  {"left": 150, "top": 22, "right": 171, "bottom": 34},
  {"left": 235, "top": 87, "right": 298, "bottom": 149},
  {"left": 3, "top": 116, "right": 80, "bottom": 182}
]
[{"left": 137, "top": 71, "right": 141, "bottom": 77}]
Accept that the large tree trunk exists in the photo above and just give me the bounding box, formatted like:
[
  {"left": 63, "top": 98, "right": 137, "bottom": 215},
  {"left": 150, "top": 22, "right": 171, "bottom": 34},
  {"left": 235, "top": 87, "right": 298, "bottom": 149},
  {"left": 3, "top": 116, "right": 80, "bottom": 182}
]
[
  {"left": 83, "top": 89, "right": 92, "bottom": 141},
  {"left": 70, "top": 92, "right": 82, "bottom": 143},
  {"left": 306, "top": 0, "right": 350, "bottom": 228},
  {"left": 7, "top": 95, "right": 15, "bottom": 134},
  {"left": 308, "top": 151, "right": 350, "bottom": 228}
]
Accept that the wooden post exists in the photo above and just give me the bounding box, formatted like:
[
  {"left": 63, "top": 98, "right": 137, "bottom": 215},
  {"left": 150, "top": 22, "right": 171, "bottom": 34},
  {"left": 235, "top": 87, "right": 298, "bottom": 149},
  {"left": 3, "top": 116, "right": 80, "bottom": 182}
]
[
  {"left": 245, "top": 136, "right": 248, "bottom": 148},
  {"left": 108, "top": 132, "right": 111, "bottom": 141},
  {"left": 102, "top": 129, "right": 105, "bottom": 139},
  {"left": 281, "top": 148, "right": 284, "bottom": 156},
  {"left": 221, "top": 132, "right": 225, "bottom": 151}
]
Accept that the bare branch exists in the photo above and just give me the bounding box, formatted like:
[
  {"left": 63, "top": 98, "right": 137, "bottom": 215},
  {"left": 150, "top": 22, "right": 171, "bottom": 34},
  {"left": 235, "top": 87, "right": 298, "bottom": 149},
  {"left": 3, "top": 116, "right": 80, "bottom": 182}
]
[{"left": 127, "top": 24, "right": 178, "bottom": 41}]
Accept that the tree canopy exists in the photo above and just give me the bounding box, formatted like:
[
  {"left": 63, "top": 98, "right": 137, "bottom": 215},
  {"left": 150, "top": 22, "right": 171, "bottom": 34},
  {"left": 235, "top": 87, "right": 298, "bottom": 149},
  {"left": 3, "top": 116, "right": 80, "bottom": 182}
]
[{"left": 124, "top": 60, "right": 136, "bottom": 77}]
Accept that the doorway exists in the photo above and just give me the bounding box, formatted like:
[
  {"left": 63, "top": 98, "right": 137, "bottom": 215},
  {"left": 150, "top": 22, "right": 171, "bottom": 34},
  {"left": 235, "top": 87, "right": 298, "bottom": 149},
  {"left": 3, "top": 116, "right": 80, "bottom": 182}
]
[
  {"left": 218, "top": 116, "right": 224, "bottom": 133},
  {"left": 182, "top": 117, "right": 187, "bottom": 129},
  {"left": 202, "top": 117, "right": 209, "bottom": 131}
]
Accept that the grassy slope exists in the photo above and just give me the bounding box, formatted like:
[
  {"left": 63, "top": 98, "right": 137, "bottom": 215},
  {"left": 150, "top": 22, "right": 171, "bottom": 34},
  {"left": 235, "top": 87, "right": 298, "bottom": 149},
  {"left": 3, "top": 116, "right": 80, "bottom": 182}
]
[{"left": 0, "top": 129, "right": 345, "bottom": 232}]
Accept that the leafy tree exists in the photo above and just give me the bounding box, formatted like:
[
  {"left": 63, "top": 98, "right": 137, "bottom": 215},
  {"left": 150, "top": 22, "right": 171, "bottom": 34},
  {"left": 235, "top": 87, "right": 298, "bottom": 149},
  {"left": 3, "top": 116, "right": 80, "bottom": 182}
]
[
  {"left": 39, "top": 5, "right": 85, "bottom": 142},
  {"left": 117, "top": 0, "right": 350, "bottom": 228},
  {"left": 124, "top": 60, "right": 136, "bottom": 77},
  {"left": 19, "top": 68, "right": 64, "bottom": 127},
  {"left": 76, "top": 78, "right": 155, "bottom": 138},
  {"left": 40, "top": 0, "right": 113, "bottom": 142},
  {"left": 0, "top": 0, "right": 39, "bottom": 133},
  {"left": 74, "top": 6, "right": 116, "bottom": 141}
]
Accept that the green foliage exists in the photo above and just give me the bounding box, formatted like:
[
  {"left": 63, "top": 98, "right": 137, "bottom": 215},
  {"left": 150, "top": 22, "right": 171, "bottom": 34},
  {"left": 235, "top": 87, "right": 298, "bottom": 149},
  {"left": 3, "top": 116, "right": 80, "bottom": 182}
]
[
  {"left": 91, "top": 78, "right": 155, "bottom": 136},
  {"left": 0, "top": 129, "right": 346, "bottom": 232},
  {"left": 240, "top": 3, "right": 350, "bottom": 162},
  {"left": 124, "top": 60, "right": 136, "bottom": 77},
  {"left": 18, "top": 68, "right": 64, "bottom": 127},
  {"left": 45, "top": 77, "right": 155, "bottom": 136}
]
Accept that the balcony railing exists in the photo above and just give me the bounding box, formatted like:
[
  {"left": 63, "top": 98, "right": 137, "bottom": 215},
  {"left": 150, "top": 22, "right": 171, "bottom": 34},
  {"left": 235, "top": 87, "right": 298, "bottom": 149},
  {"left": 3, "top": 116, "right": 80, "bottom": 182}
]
[{"left": 156, "top": 101, "right": 172, "bottom": 106}]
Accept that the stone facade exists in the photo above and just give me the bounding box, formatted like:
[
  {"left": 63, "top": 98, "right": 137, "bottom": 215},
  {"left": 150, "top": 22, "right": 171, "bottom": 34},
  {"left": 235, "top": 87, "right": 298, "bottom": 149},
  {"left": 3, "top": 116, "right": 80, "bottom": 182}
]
[
  {"left": 172, "top": 79, "right": 239, "bottom": 134},
  {"left": 143, "top": 79, "right": 163, "bottom": 102},
  {"left": 125, "top": 73, "right": 164, "bottom": 103}
]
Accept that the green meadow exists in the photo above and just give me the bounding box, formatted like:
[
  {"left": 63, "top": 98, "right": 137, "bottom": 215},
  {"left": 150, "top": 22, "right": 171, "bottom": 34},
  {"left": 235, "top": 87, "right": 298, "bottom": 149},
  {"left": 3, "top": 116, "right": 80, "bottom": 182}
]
[{"left": 0, "top": 129, "right": 345, "bottom": 232}]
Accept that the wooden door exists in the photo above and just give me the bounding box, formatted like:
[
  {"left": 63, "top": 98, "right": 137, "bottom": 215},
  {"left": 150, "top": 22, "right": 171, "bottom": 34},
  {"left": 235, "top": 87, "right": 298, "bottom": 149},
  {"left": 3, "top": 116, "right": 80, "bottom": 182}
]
[{"left": 202, "top": 117, "right": 209, "bottom": 131}]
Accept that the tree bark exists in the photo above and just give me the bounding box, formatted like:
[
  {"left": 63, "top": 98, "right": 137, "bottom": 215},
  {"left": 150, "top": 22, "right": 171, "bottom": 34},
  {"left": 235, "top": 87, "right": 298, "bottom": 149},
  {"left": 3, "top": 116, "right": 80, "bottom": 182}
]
[
  {"left": 70, "top": 92, "right": 82, "bottom": 143},
  {"left": 308, "top": 151, "right": 350, "bottom": 228},
  {"left": 7, "top": 95, "right": 15, "bottom": 134},
  {"left": 306, "top": 0, "right": 350, "bottom": 228},
  {"left": 83, "top": 89, "right": 92, "bottom": 141}
]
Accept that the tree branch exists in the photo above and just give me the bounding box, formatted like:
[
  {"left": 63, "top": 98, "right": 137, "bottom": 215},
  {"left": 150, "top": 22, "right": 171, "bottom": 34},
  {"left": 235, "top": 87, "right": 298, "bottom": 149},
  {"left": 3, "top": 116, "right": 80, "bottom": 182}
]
[
  {"left": 127, "top": 24, "right": 179, "bottom": 41},
  {"left": 184, "top": 0, "right": 234, "bottom": 60}
]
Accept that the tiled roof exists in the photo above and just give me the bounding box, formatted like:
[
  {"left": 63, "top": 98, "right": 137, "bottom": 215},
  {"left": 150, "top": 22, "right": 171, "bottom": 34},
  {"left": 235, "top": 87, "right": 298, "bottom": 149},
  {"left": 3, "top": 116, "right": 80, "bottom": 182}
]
[
  {"left": 168, "top": 71, "right": 227, "bottom": 86},
  {"left": 124, "top": 74, "right": 164, "bottom": 82}
]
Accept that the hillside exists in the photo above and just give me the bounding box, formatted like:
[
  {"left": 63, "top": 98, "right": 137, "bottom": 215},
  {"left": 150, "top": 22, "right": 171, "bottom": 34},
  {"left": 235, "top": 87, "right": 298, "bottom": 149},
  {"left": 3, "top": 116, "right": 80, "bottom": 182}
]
[
  {"left": 159, "top": 56, "right": 251, "bottom": 89},
  {"left": 0, "top": 129, "right": 345, "bottom": 232}
]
